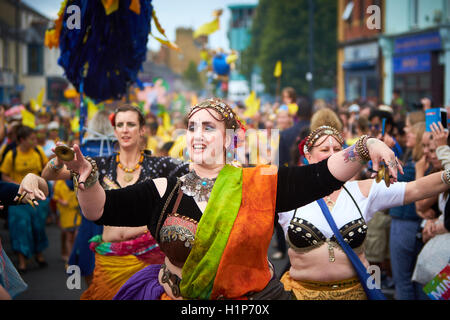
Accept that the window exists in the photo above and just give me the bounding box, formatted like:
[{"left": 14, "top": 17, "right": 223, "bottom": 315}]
[
  {"left": 394, "top": 73, "right": 432, "bottom": 109},
  {"left": 347, "top": 74, "right": 362, "bottom": 101},
  {"left": 27, "top": 44, "right": 43, "bottom": 75},
  {"left": 343, "top": 1, "right": 354, "bottom": 25},
  {"left": 366, "top": 75, "right": 378, "bottom": 100}
]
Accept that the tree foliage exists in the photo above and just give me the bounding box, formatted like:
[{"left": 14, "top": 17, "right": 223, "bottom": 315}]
[
  {"left": 183, "top": 60, "right": 203, "bottom": 91},
  {"left": 241, "top": 0, "right": 337, "bottom": 97}
]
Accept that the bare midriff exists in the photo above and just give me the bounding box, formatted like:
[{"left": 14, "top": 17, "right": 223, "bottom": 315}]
[
  {"left": 101, "top": 225, "right": 148, "bottom": 243},
  {"left": 158, "top": 256, "right": 275, "bottom": 300},
  {"left": 287, "top": 245, "right": 369, "bottom": 282}
]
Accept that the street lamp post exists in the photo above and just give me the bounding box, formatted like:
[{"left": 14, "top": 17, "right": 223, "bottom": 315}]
[{"left": 308, "top": 0, "right": 314, "bottom": 103}]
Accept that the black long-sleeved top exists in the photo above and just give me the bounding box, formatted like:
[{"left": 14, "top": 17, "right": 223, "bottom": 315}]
[
  {"left": 0, "top": 181, "right": 19, "bottom": 212},
  {"left": 0, "top": 181, "right": 19, "bottom": 204},
  {"left": 96, "top": 158, "right": 344, "bottom": 239}
]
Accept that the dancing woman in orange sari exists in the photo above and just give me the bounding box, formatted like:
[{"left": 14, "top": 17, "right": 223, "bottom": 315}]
[{"left": 60, "top": 98, "right": 402, "bottom": 300}]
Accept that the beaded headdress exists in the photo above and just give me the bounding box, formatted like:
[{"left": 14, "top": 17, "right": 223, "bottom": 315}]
[
  {"left": 301, "top": 125, "right": 344, "bottom": 155},
  {"left": 188, "top": 98, "right": 241, "bottom": 130}
]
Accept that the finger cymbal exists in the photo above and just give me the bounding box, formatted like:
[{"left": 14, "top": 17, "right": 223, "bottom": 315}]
[
  {"left": 384, "top": 166, "right": 391, "bottom": 187},
  {"left": 54, "top": 145, "right": 75, "bottom": 161},
  {"left": 375, "top": 166, "right": 385, "bottom": 183}
]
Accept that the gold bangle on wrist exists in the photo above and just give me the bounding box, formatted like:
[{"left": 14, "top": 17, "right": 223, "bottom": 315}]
[{"left": 355, "top": 135, "right": 371, "bottom": 163}]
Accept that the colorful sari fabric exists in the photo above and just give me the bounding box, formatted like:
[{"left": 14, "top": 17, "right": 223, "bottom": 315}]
[
  {"left": 68, "top": 153, "right": 187, "bottom": 277},
  {"left": 113, "top": 264, "right": 165, "bottom": 300},
  {"left": 88, "top": 231, "right": 164, "bottom": 264},
  {"left": 80, "top": 232, "right": 165, "bottom": 300},
  {"left": 113, "top": 165, "right": 278, "bottom": 300},
  {"left": 180, "top": 165, "right": 278, "bottom": 300}
]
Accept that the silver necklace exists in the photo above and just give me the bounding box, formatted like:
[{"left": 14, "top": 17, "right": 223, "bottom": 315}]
[{"left": 181, "top": 170, "right": 216, "bottom": 202}]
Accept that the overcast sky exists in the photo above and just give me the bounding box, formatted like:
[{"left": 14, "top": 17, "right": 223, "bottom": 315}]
[{"left": 22, "top": 0, "right": 258, "bottom": 52}]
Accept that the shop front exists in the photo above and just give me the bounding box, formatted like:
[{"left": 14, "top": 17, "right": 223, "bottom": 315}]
[
  {"left": 392, "top": 31, "right": 444, "bottom": 109},
  {"left": 343, "top": 41, "right": 380, "bottom": 103}
]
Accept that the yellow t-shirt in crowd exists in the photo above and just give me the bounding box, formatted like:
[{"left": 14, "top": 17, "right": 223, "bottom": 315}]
[
  {"left": 0, "top": 146, "right": 48, "bottom": 183},
  {"left": 0, "top": 144, "right": 7, "bottom": 163},
  {"left": 53, "top": 180, "right": 81, "bottom": 230},
  {"left": 146, "top": 136, "right": 160, "bottom": 154},
  {"left": 168, "top": 134, "right": 187, "bottom": 160}
]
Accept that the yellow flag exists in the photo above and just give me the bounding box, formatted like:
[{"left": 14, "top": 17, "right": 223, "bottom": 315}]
[
  {"left": 244, "top": 91, "right": 255, "bottom": 109},
  {"left": 87, "top": 99, "right": 99, "bottom": 120},
  {"left": 37, "top": 87, "right": 45, "bottom": 107},
  {"left": 71, "top": 117, "right": 80, "bottom": 133},
  {"left": 243, "top": 91, "right": 260, "bottom": 118},
  {"left": 30, "top": 87, "right": 45, "bottom": 112},
  {"left": 194, "top": 18, "right": 220, "bottom": 39},
  {"left": 274, "top": 60, "right": 282, "bottom": 78},
  {"left": 21, "top": 109, "right": 36, "bottom": 129},
  {"left": 191, "top": 94, "right": 198, "bottom": 106},
  {"left": 30, "top": 99, "right": 37, "bottom": 112}
]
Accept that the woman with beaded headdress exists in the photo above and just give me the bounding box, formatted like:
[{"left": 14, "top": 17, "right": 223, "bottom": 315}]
[
  {"left": 278, "top": 108, "right": 450, "bottom": 300},
  {"left": 41, "top": 105, "right": 188, "bottom": 299},
  {"left": 56, "top": 98, "right": 402, "bottom": 300}
]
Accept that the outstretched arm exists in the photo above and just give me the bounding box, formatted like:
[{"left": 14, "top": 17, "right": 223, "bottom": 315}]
[
  {"left": 41, "top": 142, "right": 72, "bottom": 181},
  {"left": 276, "top": 136, "right": 402, "bottom": 212},
  {"left": 327, "top": 136, "right": 401, "bottom": 182},
  {"left": 59, "top": 144, "right": 167, "bottom": 225},
  {"left": 404, "top": 170, "right": 450, "bottom": 205}
]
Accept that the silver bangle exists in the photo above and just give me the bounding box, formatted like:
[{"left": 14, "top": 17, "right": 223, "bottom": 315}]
[
  {"left": 441, "top": 169, "right": 450, "bottom": 186},
  {"left": 82, "top": 157, "right": 99, "bottom": 189}
]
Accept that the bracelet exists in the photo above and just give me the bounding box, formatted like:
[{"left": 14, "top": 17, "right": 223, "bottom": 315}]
[
  {"left": 49, "top": 158, "right": 63, "bottom": 171},
  {"left": 69, "top": 157, "right": 99, "bottom": 191},
  {"left": 355, "top": 135, "right": 371, "bottom": 163},
  {"left": 83, "top": 156, "right": 99, "bottom": 189},
  {"left": 441, "top": 169, "right": 450, "bottom": 186}
]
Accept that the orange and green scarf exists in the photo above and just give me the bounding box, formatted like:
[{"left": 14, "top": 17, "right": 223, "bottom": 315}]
[{"left": 180, "top": 165, "right": 278, "bottom": 300}]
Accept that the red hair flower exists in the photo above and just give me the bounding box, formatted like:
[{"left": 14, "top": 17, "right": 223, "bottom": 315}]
[
  {"left": 109, "top": 112, "right": 116, "bottom": 127},
  {"left": 298, "top": 137, "right": 307, "bottom": 157}
]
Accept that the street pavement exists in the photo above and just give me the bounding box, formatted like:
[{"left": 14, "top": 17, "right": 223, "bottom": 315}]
[
  {"left": 1, "top": 222, "right": 86, "bottom": 300},
  {"left": 1, "top": 221, "right": 393, "bottom": 300}
]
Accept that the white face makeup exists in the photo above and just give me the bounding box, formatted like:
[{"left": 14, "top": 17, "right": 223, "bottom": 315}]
[
  {"left": 187, "top": 108, "right": 227, "bottom": 166},
  {"left": 306, "top": 135, "right": 343, "bottom": 164},
  {"left": 328, "top": 137, "right": 334, "bottom": 148}
]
